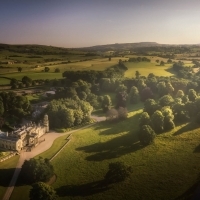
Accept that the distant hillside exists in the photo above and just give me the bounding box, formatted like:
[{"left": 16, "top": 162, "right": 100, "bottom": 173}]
[{"left": 81, "top": 42, "right": 163, "bottom": 51}]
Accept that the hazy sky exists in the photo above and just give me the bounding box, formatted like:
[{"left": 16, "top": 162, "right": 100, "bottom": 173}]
[{"left": 0, "top": 0, "right": 200, "bottom": 47}]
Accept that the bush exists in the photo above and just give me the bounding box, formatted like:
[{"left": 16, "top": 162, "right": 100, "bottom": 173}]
[
  {"left": 139, "top": 125, "right": 156, "bottom": 145},
  {"left": 104, "top": 162, "right": 132, "bottom": 183}
]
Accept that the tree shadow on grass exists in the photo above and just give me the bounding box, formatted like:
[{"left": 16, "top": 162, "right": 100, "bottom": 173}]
[
  {"left": 0, "top": 168, "right": 16, "bottom": 187},
  {"left": 173, "top": 122, "right": 198, "bottom": 136},
  {"left": 193, "top": 144, "right": 200, "bottom": 153},
  {"left": 175, "top": 175, "right": 200, "bottom": 200},
  {"left": 56, "top": 180, "right": 111, "bottom": 197},
  {"left": 94, "top": 112, "right": 141, "bottom": 136},
  {"left": 76, "top": 131, "right": 144, "bottom": 161}
]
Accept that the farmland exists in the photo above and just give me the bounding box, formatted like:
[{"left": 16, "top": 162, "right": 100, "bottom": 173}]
[{"left": 1, "top": 43, "right": 200, "bottom": 200}]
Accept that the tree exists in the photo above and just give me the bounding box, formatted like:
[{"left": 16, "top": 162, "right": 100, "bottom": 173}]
[
  {"left": 104, "top": 162, "right": 132, "bottom": 183},
  {"left": 160, "top": 61, "right": 165, "bottom": 66},
  {"left": 151, "top": 110, "right": 164, "bottom": 133},
  {"left": 0, "top": 97, "right": 4, "bottom": 116},
  {"left": 156, "top": 59, "right": 159, "bottom": 64},
  {"left": 54, "top": 68, "right": 60, "bottom": 73},
  {"left": 166, "top": 82, "right": 174, "bottom": 95},
  {"left": 143, "top": 99, "right": 160, "bottom": 116},
  {"left": 188, "top": 89, "right": 197, "bottom": 102},
  {"left": 102, "top": 95, "right": 112, "bottom": 112},
  {"left": 129, "top": 86, "right": 139, "bottom": 104},
  {"left": 139, "top": 112, "right": 150, "bottom": 128},
  {"left": 44, "top": 67, "right": 50, "bottom": 72},
  {"left": 159, "top": 95, "right": 174, "bottom": 107},
  {"left": 21, "top": 158, "right": 54, "bottom": 184},
  {"left": 135, "top": 71, "right": 141, "bottom": 79},
  {"left": 157, "top": 81, "right": 168, "bottom": 97},
  {"left": 176, "top": 90, "right": 184, "bottom": 99},
  {"left": 161, "top": 107, "right": 175, "bottom": 130},
  {"left": 17, "top": 67, "right": 22, "bottom": 72},
  {"left": 140, "top": 87, "right": 154, "bottom": 102},
  {"left": 139, "top": 125, "right": 156, "bottom": 145},
  {"left": 116, "top": 91, "right": 128, "bottom": 108},
  {"left": 167, "top": 59, "right": 173, "bottom": 64},
  {"left": 29, "top": 182, "right": 57, "bottom": 200},
  {"left": 22, "top": 76, "right": 32, "bottom": 87}
]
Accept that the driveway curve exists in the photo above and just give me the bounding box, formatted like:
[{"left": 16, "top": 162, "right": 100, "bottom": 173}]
[{"left": 2, "top": 116, "right": 106, "bottom": 200}]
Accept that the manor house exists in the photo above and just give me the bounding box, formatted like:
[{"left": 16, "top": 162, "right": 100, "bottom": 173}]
[{"left": 0, "top": 115, "right": 49, "bottom": 152}]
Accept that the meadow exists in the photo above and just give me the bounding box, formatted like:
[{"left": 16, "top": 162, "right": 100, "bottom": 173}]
[{"left": 10, "top": 104, "right": 200, "bottom": 200}]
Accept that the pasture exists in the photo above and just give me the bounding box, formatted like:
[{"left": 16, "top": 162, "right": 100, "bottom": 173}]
[
  {"left": 124, "top": 62, "right": 174, "bottom": 77},
  {"left": 10, "top": 105, "right": 200, "bottom": 200}
]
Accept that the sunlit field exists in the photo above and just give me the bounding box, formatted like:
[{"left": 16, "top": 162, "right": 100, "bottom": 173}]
[{"left": 124, "top": 62, "right": 174, "bottom": 77}]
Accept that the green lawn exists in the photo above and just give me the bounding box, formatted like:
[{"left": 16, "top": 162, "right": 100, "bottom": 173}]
[
  {"left": 10, "top": 105, "right": 200, "bottom": 200},
  {"left": 124, "top": 62, "right": 174, "bottom": 77},
  {"left": 0, "top": 155, "right": 19, "bottom": 200}
]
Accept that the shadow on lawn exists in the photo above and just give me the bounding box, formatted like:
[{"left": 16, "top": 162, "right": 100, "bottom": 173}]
[
  {"left": 175, "top": 175, "right": 200, "bottom": 200},
  {"left": 56, "top": 180, "right": 111, "bottom": 197},
  {"left": 76, "top": 133, "right": 144, "bottom": 161},
  {"left": 77, "top": 113, "right": 145, "bottom": 161},
  {"left": 173, "top": 122, "right": 198, "bottom": 136},
  {"left": 0, "top": 168, "right": 16, "bottom": 187},
  {"left": 94, "top": 112, "right": 140, "bottom": 136},
  {"left": 193, "top": 144, "right": 200, "bottom": 153}
]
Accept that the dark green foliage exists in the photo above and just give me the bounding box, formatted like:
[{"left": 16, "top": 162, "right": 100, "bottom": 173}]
[
  {"left": 0, "top": 92, "right": 31, "bottom": 122},
  {"left": 129, "top": 86, "right": 139, "bottom": 104},
  {"left": 159, "top": 95, "right": 174, "bottom": 107},
  {"left": 139, "top": 125, "right": 156, "bottom": 145},
  {"left": 22, "top": 76, "right": 32, "bottom": 86},
  {"left": 29, "top": 182, "right": 57, "bottom": 200},
  {"left": 160, "top": 61, "right": 165, "bottom": 66},
  {"left": 101, "top": 95, "right": 112, "bottom": 112},
  {"left": 54, "top": 68, "right": 60, "bottom": 73},
  {"left": 162, "top": 107, "right": 175, "bottom": 130},
  {"left": 144, "top": 99, "right": 160, "bottom": 116},
  {"left": 0, "top": 97, "right": 4, "bottom": 116},
  {"left": 139, "top": 112, "right": 150, "bottom": 128},
  {"left": 135, "top": 71, "right": 141, "bottom": 79},
  {"left": 188, "top": 89, "right": 197, "bottom": 102},
  {"left": 116, "top": 91, "right": 128, "bottom": 108},
  {"left": 47, "top": 99, "right": 92, "bottom": 128},
  {"left": 157, "top": 81, "right": 168, "bottom": 97},
  {"left": 17, "top": 67, "right": 22, "bottom": 72},
  {"left": 151, "top": 110, "right": 164, "bottom": 133},
  {"left": 104, "top": 162, "right": 132, "bottom": 183},
  {"left": 176, "top": 90, "right": 184, "bottom": 99},
  {"left": 21, "top": 158, "right": 54, "bottom": 184},
  {"left": 44, "top": 67, "right": 50, "bottom": 72},
  {"left": 140, "top": 87, "right": 154, "bottom": 102}
]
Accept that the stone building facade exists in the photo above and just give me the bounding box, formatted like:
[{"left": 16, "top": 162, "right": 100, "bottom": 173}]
[{"left": 0, "top": 115, "right": 49, "bottom": 152}]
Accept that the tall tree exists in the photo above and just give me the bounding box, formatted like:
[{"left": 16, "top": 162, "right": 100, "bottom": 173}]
[
  {"left": 151, "top": 110, "right": 164, "bottom": 133},
  {"left": 129, "top": 86, "right": 139, "bottom": 104},
  {"left": 102, "top": 95, "right": 112, "bottom": 112}
]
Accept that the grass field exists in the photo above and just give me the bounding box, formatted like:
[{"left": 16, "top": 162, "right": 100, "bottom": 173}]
[
  {"left": 10, "top": 104, "right": 200, "bottom": 200},
  {"left": 0, "top": 155, "right": 19, "bottom": 200},
  {"left": 124, "top": 62, "right": 175, "bottom": 77}
]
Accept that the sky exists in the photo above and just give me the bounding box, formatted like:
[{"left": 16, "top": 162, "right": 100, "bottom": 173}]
[{"left": 0, "top": 0, "right": 200, "bottom": 48}]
